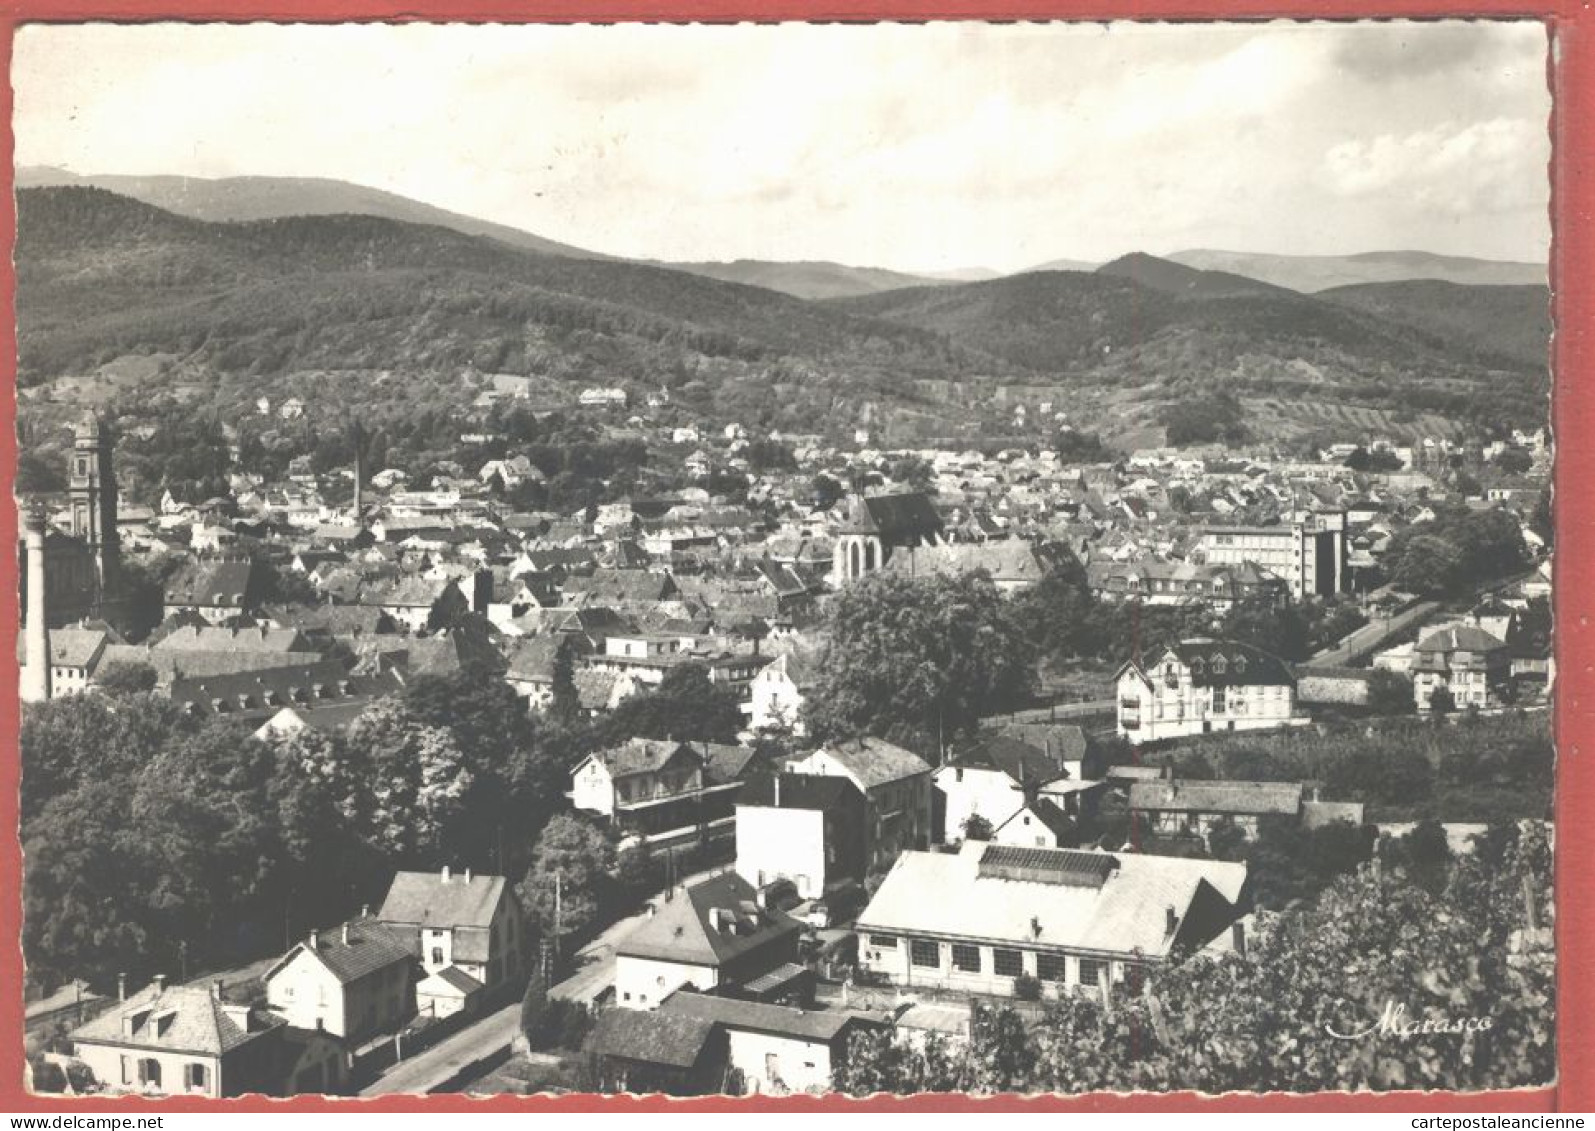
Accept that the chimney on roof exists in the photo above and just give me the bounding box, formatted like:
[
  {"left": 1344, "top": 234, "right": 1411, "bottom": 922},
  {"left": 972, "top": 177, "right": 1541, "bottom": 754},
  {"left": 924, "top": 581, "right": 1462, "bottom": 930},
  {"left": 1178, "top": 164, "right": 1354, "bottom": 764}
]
[
  {"left": 362, "top": 904, "right": 371, "bottom": 919},
  {"left": 342, "top": 922, "right": 352, "bottom": 945},
  {"left": 212, "top": 979, "right": 224, "bottom": 1001},
  {"left": 774, "top": 775, "right": 781, "bottom": 807},
  {"left": 1165, "top": 906, "right": 1178, "bottom": 936},
  {"left": 152, "top": 974, "right": 167, "bottom": 993},
  {"left": 1231, "top": 921, "right": 1247, "bottom": 957},
  {"left": 117, "top": 973, "right": 127, "bottom": 1002},
  {"left": 465, "top": 868, "right": 473, "bottom": 884},
  {"left": 442, "top": 865, "right": 451, "bottom": 884},
  {"left": 308, "top": 930, "right": 320, "bottom": 951}
]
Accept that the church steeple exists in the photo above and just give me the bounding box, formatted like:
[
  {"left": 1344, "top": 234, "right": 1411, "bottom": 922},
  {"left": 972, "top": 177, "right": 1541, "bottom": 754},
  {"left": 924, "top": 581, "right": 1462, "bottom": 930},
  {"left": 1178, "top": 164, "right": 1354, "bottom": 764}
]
[
  {"left": 68, "top": 412, "right": 119, "bottom": 593},
  {"left": 832, "top": 492, "right": 884, "bottom": 587}
]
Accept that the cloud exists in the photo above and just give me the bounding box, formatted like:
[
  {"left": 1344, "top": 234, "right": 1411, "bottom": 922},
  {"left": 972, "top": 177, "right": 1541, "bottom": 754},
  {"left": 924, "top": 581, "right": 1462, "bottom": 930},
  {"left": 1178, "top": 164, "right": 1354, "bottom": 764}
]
[{"left": 12, "top": 20, "right": 1552, "bottom": 271}]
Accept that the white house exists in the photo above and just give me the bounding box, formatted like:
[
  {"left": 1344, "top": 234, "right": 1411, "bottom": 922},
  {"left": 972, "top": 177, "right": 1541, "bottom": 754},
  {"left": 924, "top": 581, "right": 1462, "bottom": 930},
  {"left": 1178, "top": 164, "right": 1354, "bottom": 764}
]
[
  {"left": 786, "top": 738, "right": 933, "bottom": 873},
  {"left": 747, "top": 648, "right": 819, "bottom": 735},
  {"left": 375, "top": 868, "right": 524, "bottom": 1007},
  {"left": 932, "top": 733, "right": 1075, "bottom": 845},
  {"left": 262, "top": 917, "right": 415, "bottom": 1041},
  {"left": 657, "top": 991, "right": 885, "bottom": 1096},
  {"left": 1115, "top": 638, "right": 1300, "bottom": 743},
  {"left": 855, "top": 841, "right": 1248, "bottom": 1001},
  {"left": 613, "top": 872, "right": 803, "bottom": 1010}
]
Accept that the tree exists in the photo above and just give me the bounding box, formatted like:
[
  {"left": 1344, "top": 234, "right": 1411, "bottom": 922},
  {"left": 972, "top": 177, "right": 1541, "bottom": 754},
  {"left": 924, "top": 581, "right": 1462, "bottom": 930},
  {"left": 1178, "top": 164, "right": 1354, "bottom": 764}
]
[
  {"left": 550, "top": 638, "right": 581, "bottom": 722},
  {"left": 1221, "top": 595, "right": 1309, "bottom": 662},
  {"left": 518, "top": 815, "right": 617, "bottom": 947},
  {"left": 1382, "top": 819, "right": 1452, "bottom": 895},
  {"left": 606, "top": 663, "right": 744, "bottom": 745},
  {"left": 960, "top": 813, "right": 994, "bottom": 842},
  {"left": 21, "top": 692, "right": 188, "bottom": 821},
  {"left": 1365, "top": 669, "right": 1414, "bottom": 715},
  {"left": 345, "top": 698, "right": 474, "bottom": 862},
  {"left": 95, "top": 661, "right": 159, "bottom": 696},
  {"left": 1495, "top": 447, "right": 1534, "bottom": 474},
  {"left": 889, "top": 455, "right": 936, "bottom": 494},
  {"left": 805, "top": 572, "right": 1034, "bottom": 752}
]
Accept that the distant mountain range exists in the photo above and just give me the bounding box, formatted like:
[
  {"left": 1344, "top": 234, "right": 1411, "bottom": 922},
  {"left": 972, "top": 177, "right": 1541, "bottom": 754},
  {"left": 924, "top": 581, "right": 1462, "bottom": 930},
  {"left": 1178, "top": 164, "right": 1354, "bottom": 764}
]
[
  {"left": 14, "top": 165, "right": 610, "bottom": 261},
  {"left": 1165, "top": 248, "right": 1546, "bottom": 292},
  {"left": 15, "top": 182, "right": 1551, "bottom": 446},
  {"left": 649, "top": 259, "right": 956, "bottom": 301},
  {"left": 17, "top": 167, "right": 1545, "bottom": 299}
]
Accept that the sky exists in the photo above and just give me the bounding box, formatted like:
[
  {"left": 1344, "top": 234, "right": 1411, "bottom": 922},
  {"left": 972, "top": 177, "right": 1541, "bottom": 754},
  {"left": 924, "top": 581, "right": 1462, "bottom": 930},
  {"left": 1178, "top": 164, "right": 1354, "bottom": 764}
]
[{"left": 12, "top": 20, "right": 1552, "bottom": 274}]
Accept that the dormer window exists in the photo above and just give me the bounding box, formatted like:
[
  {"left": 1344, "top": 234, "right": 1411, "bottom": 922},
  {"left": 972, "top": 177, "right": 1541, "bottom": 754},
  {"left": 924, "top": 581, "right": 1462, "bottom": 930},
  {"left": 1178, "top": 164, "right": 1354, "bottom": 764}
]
[
  {"left": 1211, "top": 657, "right": 1227, "bottom": 675},
  {"left": 1234, "top": 656, "right": 1247, "bottom": 673}
]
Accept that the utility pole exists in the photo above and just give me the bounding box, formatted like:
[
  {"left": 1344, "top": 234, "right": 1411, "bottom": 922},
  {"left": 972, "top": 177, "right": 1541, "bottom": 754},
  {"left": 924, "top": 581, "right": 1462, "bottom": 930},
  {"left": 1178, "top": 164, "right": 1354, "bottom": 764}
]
[{"left": 554, "top": 871, "right": 563, "bottom": 961}]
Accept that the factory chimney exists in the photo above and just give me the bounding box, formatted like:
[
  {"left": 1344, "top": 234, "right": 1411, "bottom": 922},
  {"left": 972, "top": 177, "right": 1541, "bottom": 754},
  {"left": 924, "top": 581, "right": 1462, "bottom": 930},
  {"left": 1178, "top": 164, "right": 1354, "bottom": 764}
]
[{"left": 21, "top": 503, "right": 51, "bottom": 704}]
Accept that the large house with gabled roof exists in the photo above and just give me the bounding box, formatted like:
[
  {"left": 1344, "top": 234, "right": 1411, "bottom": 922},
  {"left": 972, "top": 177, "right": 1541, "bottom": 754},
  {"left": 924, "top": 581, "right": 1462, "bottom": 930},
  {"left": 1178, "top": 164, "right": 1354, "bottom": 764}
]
[
  {"left": 786, "top": 737, "right": 933, "bottom": 872},
  {"left": 375, "top": 867, "right": 525, "bottom": 1007},
  {"left": 613, "top": 871, "right": 803, "bottom": 1010},
  {"left": 1115, "top": 638, "right": 1300, "bottom": 742},
  {"left": 262, "top": 915, "right": 416, "bottom": 1041},
  {"left": 68, "top": 977, "right": 290, "bottom": 1098}
]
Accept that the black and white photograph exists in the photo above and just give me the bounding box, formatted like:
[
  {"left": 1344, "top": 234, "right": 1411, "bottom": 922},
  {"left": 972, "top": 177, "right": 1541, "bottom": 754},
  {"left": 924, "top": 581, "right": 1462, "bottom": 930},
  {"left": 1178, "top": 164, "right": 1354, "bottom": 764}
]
[{"left": 11, "top": 19, "right": 1556, "bottom": 1101}]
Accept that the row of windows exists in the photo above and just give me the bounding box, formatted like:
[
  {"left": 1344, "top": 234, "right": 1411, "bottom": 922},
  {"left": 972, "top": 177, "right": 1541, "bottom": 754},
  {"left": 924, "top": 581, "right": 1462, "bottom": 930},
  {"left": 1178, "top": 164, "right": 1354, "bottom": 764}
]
[
  {"left": 120, "top": 1056, "right": 207, "bottom": 1091},
  {"left": 900, "top": 940, "right": 1112, "bottom": 986}
]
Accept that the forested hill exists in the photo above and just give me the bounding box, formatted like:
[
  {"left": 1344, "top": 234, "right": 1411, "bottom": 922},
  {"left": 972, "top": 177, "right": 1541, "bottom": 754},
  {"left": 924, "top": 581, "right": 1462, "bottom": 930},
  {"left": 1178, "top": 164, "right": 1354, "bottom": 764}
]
[
  {"left": 17, "top": 186, "right": 999, "bottom": 433},
  {"left": 1318, "top": 279, "right": 1552, "bottom": 373},
  {"left": 18, "top": 187, "right": 1551, "bottom": 439},
  {"left": 825, "top": 256, "right": 1550, "bottom": 433}
]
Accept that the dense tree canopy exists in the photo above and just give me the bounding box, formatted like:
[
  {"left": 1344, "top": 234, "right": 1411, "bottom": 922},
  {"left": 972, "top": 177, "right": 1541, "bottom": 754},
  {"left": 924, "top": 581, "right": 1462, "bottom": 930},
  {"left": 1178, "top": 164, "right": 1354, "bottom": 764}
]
[{"left": 805, "top": 572, "right": 1035, "bottom": 752}]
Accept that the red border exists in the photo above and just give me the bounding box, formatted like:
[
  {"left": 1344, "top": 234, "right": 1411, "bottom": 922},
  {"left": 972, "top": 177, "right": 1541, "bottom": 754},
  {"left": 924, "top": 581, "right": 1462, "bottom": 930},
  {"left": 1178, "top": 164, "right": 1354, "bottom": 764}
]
[{"left": 0, "top": 5, "right": 1585, "bottom": 1114}]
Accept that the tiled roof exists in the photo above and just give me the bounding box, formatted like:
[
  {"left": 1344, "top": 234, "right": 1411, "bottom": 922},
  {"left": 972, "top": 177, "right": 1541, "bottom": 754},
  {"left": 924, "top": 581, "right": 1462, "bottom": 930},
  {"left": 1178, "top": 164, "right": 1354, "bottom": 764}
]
[
  {"left": 738, "top": 772, "right": 860, "bottom": 811},
  {"left": 660, "top": 991, "right": 881, "bottom": 1043},
  {"left": 589, "top": 738, "right": 699, "bottom": 780},
  {"left": 165, "top": 560, "right": 265, "bottom": 608},
  {"left": 377, "top": 871, "right": 510, "bottom": 931},
  {"left": 1415, "top": 625, "right": 1507, "bottom": 654},
  {"left": 150, "top": 625, "right": 312, "bottom": 653},
  {"left": 1129, "top": 779, "right": 1304, "bottom": 817},
  {"left": 950, "top": 734, "right": 1071, "bottom": 786},
  {"left": 585, "top": 1008, "right": 719, "bottom": 1068},
  {"left": 988, "top": 722, "right": 1090, "bottom": 764},
  {"left": 265, "top": 920, "right": 414, "bottom": 986},
  {"left": 424, "top": 966, "right": 485, "bottom": 996},
  {"left": 617, "top": 871, "right": 801, "bottom": 967},
  {"left": 71, "top": 982, "right": 280, "bottom": 1057},
  {"left": 1161, "top": 639, "right": 1295, "bottom": 688},
  {"left": 803, "top": 736, "right": 932, "bottom": 791}
]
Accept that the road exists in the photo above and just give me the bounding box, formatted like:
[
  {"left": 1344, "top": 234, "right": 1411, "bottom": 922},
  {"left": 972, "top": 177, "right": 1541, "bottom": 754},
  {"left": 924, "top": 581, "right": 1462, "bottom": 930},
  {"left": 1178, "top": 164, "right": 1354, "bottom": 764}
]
[
  {"left": 989, "top": 700, "right": 1115, "bottom": 724},
  {"left": 360, "top": 1001, "right": 522, "bottom": 1096},
  {"left": 1305, "top": 599, "right": 1439, "bottom": 668}
]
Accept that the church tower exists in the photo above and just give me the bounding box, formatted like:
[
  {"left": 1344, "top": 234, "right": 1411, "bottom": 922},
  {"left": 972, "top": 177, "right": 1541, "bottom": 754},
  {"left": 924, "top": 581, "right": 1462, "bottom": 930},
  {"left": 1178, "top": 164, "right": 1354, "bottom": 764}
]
[
  {"left": 831, "top": 494, "right": 884, "bottom": 588},
  {"left": 68, "top": 413, "right": 119, "bottom": 592}
]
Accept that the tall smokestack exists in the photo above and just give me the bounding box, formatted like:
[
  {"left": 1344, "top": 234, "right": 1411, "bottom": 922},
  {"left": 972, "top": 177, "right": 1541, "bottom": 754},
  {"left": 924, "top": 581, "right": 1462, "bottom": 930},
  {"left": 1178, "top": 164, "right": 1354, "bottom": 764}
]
[{"left": 21, "top": 505, "right": 51, "bottom": 704}]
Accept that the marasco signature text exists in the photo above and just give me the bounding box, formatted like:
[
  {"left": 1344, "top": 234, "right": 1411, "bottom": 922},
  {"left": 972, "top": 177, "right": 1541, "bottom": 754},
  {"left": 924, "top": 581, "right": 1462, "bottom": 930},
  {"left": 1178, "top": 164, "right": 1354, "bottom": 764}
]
[{"left": 1325, "top": 999, "right": 1494, "bottom": 1040}]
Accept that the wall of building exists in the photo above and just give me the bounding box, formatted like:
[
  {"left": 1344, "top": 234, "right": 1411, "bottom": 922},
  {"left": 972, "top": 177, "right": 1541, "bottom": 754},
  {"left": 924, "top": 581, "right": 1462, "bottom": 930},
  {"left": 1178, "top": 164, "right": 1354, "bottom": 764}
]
[
  {"left": 723, "top": 1028, "right": 836, "bottom": 1096},
  {"left": 856, "top": 933, "right": 1136, "bottom": 1001},
  {"left": 735, "top": 806, "right": 827, "bottom": 899},
  {"left": 74, "top": 1043, "right": 223, "bottom": 1098},
  {"left": 1117, "top": 669, "right": 1298, "bottom": 743},
  {"left": 933, "top": 766, "right": 1024, "bottom": 844},
  {"left": 614, "top": 955, "right": 719, "bottom": 1010}
]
